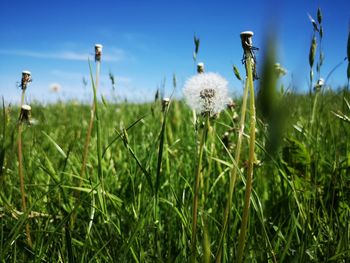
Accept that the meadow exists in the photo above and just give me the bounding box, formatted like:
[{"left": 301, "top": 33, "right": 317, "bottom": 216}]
[{"left": 1, "top": 9, "right": 350, "bottom": 263}]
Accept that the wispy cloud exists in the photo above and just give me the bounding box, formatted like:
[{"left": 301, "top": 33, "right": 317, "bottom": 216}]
[
  {"left": 49, "top": 69, "right": 132, "bottom": 87},
  {"left": 0, "top": 48, "right": 127, "bottom": 62},
  {"left": 50, "top": 69, "right": 86, "bottom": 79}
]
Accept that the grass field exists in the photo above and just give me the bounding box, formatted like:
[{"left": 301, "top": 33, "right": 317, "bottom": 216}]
[{"left": 1, "top": 86, "right": 350, "bottom": 262}]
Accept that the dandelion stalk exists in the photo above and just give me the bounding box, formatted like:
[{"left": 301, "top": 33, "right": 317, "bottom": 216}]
[
  {"left": 183, "top": 71, "right": 228, "bottom": 262},
  {"left": 17, "top": 71, "right": 32, "bottom": 247},
  {"left": 237, "top": 31, "right": 257, "bottom": 263},
  {"left": 89, "top": 56, "right": 108, "bottom": 219},
  {"left": 79, "top": 44, "right": 103, "bottom": 183},
  {"left": 73, "top": 44, "right": 104, "bottom": 226},
  {"left": 216, "top": 75, "right": 250, "bottom": 262},
  {"left": 191, "top": 114, "right": 209, "bottom": 262}
]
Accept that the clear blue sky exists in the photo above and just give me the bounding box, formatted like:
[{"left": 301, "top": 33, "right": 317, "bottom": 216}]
[{"left": 0, "top": 0, "right": 349, "bottom": 104}]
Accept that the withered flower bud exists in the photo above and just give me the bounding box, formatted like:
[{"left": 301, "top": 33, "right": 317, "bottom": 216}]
[
  {"left": 240, "top": 31, "right": 254, "bottom": 51},
  {"left": 162, "top": 97, "right": 170, "bottom": 112},
  {"left": 95, "top": 44, "right": 103, "bottom": 62},
  {"left": 19, "top": 104, "right": 31, "bottom": 124},
  {"left": 197, "top": 62, "right": 205, "bottom": 74},
  {"left": 21, "top": 71, "right": 32, "bottom": 90}
]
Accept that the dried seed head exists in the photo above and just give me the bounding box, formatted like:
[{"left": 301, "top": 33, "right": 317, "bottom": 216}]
[
  {"left": 274, "top": 63, "right": 287, "bottom": 77},
  {"left": 162, "top": 97, "right": 170, "bottom": 112},
  {"left": 21, "top": 70, "right": 32, "bottom": 90},
  {"left": 200, "top": 88, "right": 216, "bottom": 99},
  {"left": 19, "top": 104, "right": 31, "bottom": 124},
  {"left": 95, "top": 44, "right": 103, "bottom": 62},
  {"left": 197, "top": 62, "right": 205, "bottom": 74},
  {"left": 240, "top": 31, "right": 254, "bottom": 50}
]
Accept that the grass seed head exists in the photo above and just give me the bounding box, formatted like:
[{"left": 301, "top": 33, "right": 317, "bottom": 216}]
[
  {"left": 309, "top": 36, "right": 317, "bottom": 68},
  {"left": 233, "top": 65, "right": 242, "bottom": 81},
  {"left": 307, "top": 13, "right": 319, "bottom": 32},
  {"left": 193, "top": 34, "right": 200, "bottom": 60},
  {"left": 183, "top": 72, "right": 228, "bottom": 116},
  {"left": 95, "top": 44, "right": 103, "bottom": 62},
  {"left": 317, "top": 7, "right": 322, "bottom": 24}
]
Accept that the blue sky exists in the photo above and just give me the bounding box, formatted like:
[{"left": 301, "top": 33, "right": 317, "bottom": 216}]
[{"left": 0, "top": 0, "right": 349, "bottom": 104}]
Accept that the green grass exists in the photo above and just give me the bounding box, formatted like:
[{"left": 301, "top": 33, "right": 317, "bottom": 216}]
[{"left": 1, "top": 87, "right": 350, "bottom": 262}]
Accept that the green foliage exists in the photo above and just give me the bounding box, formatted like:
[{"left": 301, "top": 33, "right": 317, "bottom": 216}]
[{"left": 0, "top": 89, "right": 349, "bottom": 261}]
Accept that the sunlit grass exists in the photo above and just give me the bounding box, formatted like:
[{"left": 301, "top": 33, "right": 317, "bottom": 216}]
[{"left": 1, "top": 7, "right": 350, "bottom": 262}]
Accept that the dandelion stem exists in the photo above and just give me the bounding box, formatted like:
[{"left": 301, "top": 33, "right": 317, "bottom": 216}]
[
  {"left": 191, "top": 114, "right": 209, "bottom": 262},
  {"left": 237, "top": 51, "right": 256, "bottom": 263},
  {"left": 90, "top": 59, "right": 108, "bottom": 220},
  {"left": 216, "top": 77, "right": 250, "bottom": 262},
  {"left": 17, "top": 90, "right": 32, "bottom": 247}
]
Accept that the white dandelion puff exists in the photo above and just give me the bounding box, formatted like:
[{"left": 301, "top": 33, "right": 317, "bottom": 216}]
[
  {"left": 49, "top": 83, "right": 61, "bottom": 93},
  {"left": 183, "top": 72, "right": 229, "bottom": 116}
]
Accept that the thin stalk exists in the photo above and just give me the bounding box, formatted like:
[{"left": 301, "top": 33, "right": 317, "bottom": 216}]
[
  {"left": 154, "top": 106, "right": 168, "bottom": 257},
  {"left": 191, "top": 115, "right": 209, "bottom": 263},
  {"left": 17, "top": 88, "right": 32, "bottom": 247},
  {"left": 215, "top": 78, "right": 250, "bottom": 262},
  {"left": 17, "top": 123, "right": 32, "bottom": 247},
  {"left": 310, "top": 91, "right": 320, "bottom": 130},
  {"left": 237, "top": 55, "right": 256, "bottom": 263},
  {"left": 20, "top": 90, "right": 25, "bottom": 107},
  {"left": 79, "top": 60, "right": 100, "bottom": 182},
  {"left": 80, "top": 105, "right": 95, "bottom": 184},
  {"left": 73, "top": 59, "right": 103, "bottom": 226},
  {"left": 89, "top": 60, "right": 107, "bottom": 219}
]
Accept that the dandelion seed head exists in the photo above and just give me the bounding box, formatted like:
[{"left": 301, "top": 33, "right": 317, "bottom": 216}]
[
  {"left": 21, "top": 104, "right": 31, "bottom": 111},
  {"left": 317, "top": 78, "right": 325, "bottom": 86},
  {"left": 49, "top": 83, "right": 61, "bottom": 93},
  {"left": 314, "top": 78, "right": 325, "bottom": 91},
  {"left": 183, "top": 72, "right": 229, "bottom": 116},
  {"left": 19, "top": 104, "right": 32, "bottom": 124}
]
